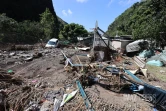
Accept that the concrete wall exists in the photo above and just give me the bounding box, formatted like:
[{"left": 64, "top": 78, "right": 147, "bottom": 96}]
[{"left": 111, "top": 40, "right": 133, "bottom": 53}]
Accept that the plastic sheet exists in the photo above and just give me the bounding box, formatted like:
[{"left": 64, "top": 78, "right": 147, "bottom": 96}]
[
  {"left": 139, "top": 49, "right": 154, "bottom": 58},
  {"left": 144, "top": 84, "right": 166, "bottom": 110},
  {"left": 146, "top": 60, "right": 164, "bottom": 67}
]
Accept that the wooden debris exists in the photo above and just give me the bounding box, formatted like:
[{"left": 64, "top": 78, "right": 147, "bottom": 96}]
[{"left": 133, "top": 56, "right": 146, "bottom": 68}]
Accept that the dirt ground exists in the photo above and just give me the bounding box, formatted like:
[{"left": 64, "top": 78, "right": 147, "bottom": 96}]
[{"left": 0, "top": 46, "right": 166, "bottom": 111}]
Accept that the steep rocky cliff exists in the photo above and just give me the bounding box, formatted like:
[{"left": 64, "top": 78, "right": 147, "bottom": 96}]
[
  {"left": 0, "top": 0, "right": 67, "bottom": 25},
  {"left": 0, "top": 0, "right": 54, "bottom": 21}
]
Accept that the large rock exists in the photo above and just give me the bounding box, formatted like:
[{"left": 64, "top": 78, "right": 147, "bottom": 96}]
[{"left": 0, "top": 0, "right": 56, "bottom": 22}]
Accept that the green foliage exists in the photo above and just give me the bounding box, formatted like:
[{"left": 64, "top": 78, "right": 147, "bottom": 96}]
[
  {"left": 40, "top": 8, "right": 58, "bottom": 40},
  {"left": 0, "top": 14, "right": 44, "bottom": 44},
  {"left": 88, "top": 31, "right": 94, "bottom": 37},
  {"left": 0, "top": 8, "right": 66, "bottom": 44},
  {"left": 0, "top": 0, "right": 68, "bottom": 44},
  {"left": 17, "top": 20, "right": 44, "bottom": 43},
  {"left": 0, "top": 13, "right": 18, "bottom": 43},
  {"left": 60, "top": 23, "right": 88, "bottom": 43},
  {"left": 106, "top": 0, "right": 166, "bottom": 42}
]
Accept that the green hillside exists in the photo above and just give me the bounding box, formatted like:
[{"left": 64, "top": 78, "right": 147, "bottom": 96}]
[
  {"left": 106, "top": 0, "right": 166, "bottom": 41},
  {"left": 0, "top": 0, "right": 67, "bottom": 44}
]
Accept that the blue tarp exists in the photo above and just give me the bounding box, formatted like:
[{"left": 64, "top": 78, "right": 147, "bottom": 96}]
[
  {"left": 139, "top": 49, "right": 155, "bottom": 58},
  {"left": 144, "top": 84, "right": 166, "bottom": 111},
  {"left": 146, "top": 60, "right": 164, "bottom": 67},
  {"left": 147, "top": 50, "right": 166, "bottom": 65}
]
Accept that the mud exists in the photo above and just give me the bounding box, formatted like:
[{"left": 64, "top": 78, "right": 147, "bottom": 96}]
[{"left": 0, "top": 45, "right": 165, "bottom": 111}]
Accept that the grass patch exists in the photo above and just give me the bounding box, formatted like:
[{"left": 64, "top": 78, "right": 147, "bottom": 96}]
[{"left": 146, "top": 64, "right": 166, "bottom": 82}]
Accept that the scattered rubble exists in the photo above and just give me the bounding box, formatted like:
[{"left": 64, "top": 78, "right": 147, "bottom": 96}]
[
  {"left": 0, "top": 27, "right": 166, "bottom": 111},
  {"left": 0, "top": 45, "right": 165, "bottom": 111}
]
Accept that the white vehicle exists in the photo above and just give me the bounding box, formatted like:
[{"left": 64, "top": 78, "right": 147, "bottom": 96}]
[{"left": 45, "top": 38, "right": 59, "bottom": 48}]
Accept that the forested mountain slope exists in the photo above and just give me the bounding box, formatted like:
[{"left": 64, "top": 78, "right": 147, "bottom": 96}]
[
  {"left": 106, "top": 0, "right": 166, "bottom": 41},
  {"left": 0, "top": 0, "right": 67, "bottom": 43}
]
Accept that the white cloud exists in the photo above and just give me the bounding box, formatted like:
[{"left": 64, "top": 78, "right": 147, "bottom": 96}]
[
  {"left": 62, "top": 9, "right": 73, "bottom": 16},
  {"left": 68, "top": 9, "right": 73, "bottom": 15},
  {"left": 108, "top": 0, "right": 114, "bottom": 6},
  {"left": 76, "top": 0, "right": 88, "bottom": 3},
  {"left": 119, "top": 0, "right": 140, "bottom": 5},
  {"left": 62, "top": 10, "right": 67, "bottom": 16}
]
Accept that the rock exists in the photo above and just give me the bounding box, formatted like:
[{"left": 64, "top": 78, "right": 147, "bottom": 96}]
[
  {"left": 6, "top": 60, "right": 16, "bottom": 65},
  {"left": 46, "top": 67, "right": 51, "bottom": 70},
  {"left": 33, "top": 52, "right": 43, "bottom": 58},
  {"left": 13, "top": 56, "right": 19, "bottom": 59},
  {"left": 43, "top": 50, "right": 50, "bottom": 54},
  {"left": 15, "top": 61, "right": 23, "bottom": 65},
  {"left": 9, "top": 52, "right": 16, "bottom": 56},
  {"left": 40, "top": 100, "right": 53, "bottom": 111},
  {"left": 19, "top": 54, "right": 32, "bottom": 58},
  {"left": 24, "top": 57, "right": 33, "bottom": 61},
  {"left": 20, "top": 51, "right": 25, "bottom": 54},
  {"left": 37, "top": 75, "right": 41, "bottom": 78}
]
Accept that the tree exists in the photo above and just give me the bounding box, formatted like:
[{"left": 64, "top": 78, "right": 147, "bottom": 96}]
[
  {"left": 0, "top": 9, "right": 62, "bottom": 44},
  {"left": 40, "top": 8, "right": 58, "bottom": 40},
  {"left": 0, "top": 13, "right": 45, "bottom": 44},
  {"left": 88, "top": 31, "right": 94, "bottom": 37},
  {"left": 17, "top": 20, "right": 44, "bottom": 43},
  {"left": 61, "top": 23, "right": 88, "bottom": 43},
  {"left": 0, "top": 13, "right": 18, "bottom": 43},
  {"left": 106, "top": 0, "right": 166, "bottom": 42}
]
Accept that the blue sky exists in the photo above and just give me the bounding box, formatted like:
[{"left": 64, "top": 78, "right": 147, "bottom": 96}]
[{"left": 52, "top": 0, "right": 140, "bottom": 32}]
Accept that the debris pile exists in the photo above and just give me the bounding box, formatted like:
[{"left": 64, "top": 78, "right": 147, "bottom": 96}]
[{"left": 0, "top": 23, "right": 166, "bottom": 111}]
